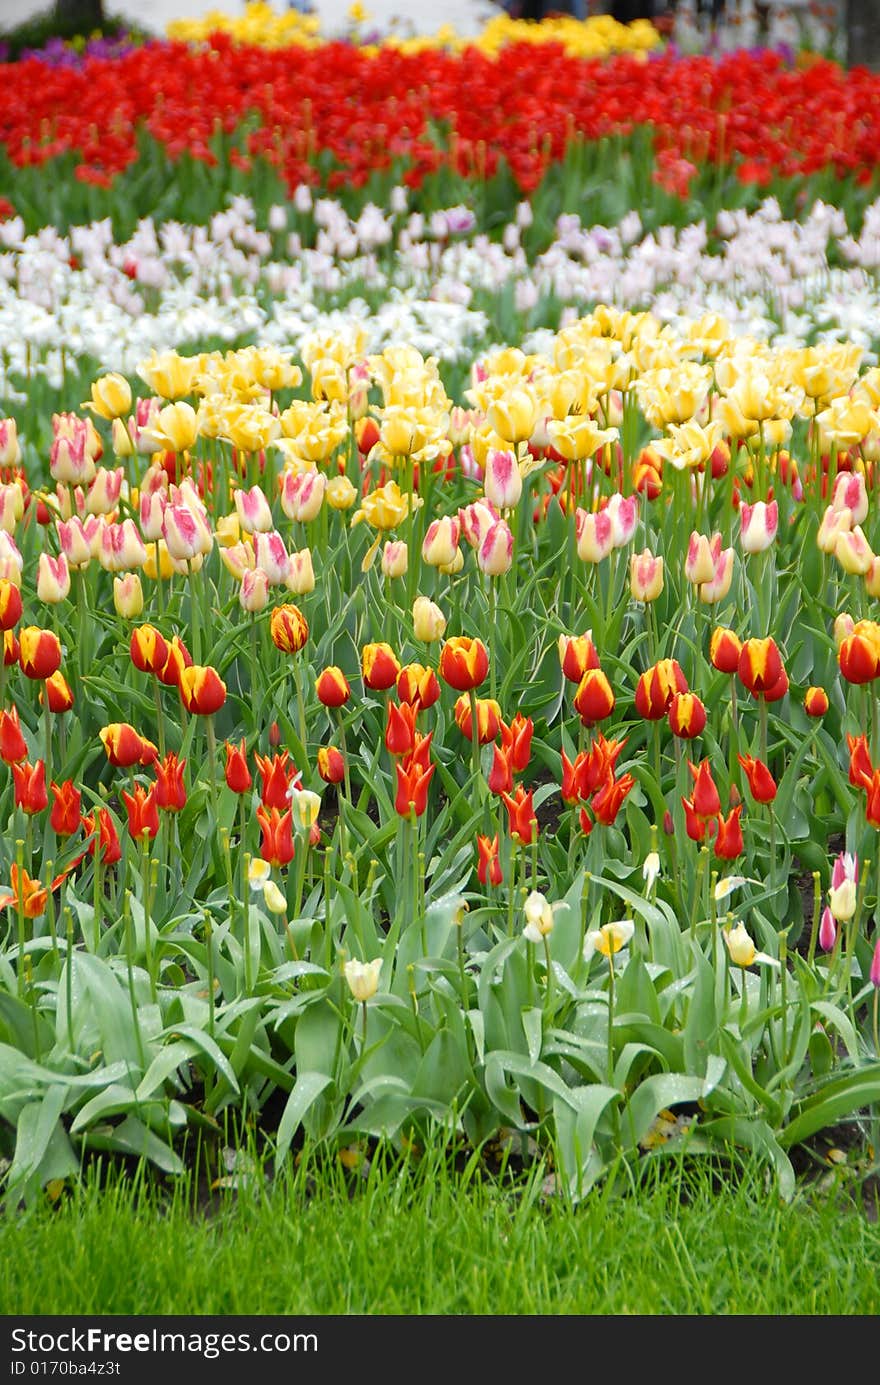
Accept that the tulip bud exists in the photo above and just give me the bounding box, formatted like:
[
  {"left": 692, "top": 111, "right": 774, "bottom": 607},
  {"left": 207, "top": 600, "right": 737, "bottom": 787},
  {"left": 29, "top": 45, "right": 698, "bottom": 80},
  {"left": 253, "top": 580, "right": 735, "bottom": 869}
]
[
  {"left": 576, "top": 509, "right": 614, "bottom": 563},
  {"left": 139, "top": 489, "right": 167, "bottom": 542},
  {"left": 740, "top": 500, "right": 778, "bottom": 554},
  {"left": 698, "top": 545, "right": 735, "bottom": 605},
  {"left": 35, "top": 554, "right": 69, "bottom": 605},
  {"left": 834, "top": 613, "right": 855, "bottom": 648},
  {"left": 112, "top": 417, "right": 134, "bottom": 459},
  {"left": 325, "top": 475, "right": 357, "bottom": 511},
  {"left": 819, "top": 906, "right": 837, "bottom": 953},
  {"left": 630, "top": 549, "right": 664, "bottom": 602},
  {"left": 439, "top": 636, "right": 488, "bottom": 692},
  {"left": 19, "top": 627, "right": 62, "bottom": 680},
  {"left": 709, "top": 626, "right": 742, "bottom": 674},
  {"left": 234, "top": 485, "right": 273, "bottom": 534},
  {"left": 85, "top": 372, "right": 132, "bottom": 421},
  {"left": 286, "top": 548, "right": 316, "bottom": 595},
  {"left": 86, "top": 467, "right": 124, "bottom": 517},
  {"left": 804, "top": 685, "right": 829, "bottom": 717},
  {"left": 315, "top": 666, "right": 350, "bottom": 708},
  {"left": 280, "top": 470, "right": 325, "bottom": 523},
  {"left": 318, "top": 745, "right": 345, "bottom": 785},
  {"left": 573, "top": 668, "right": 615, "bottom": 726},
  {"left": 0, "top": 483, "right": 24, "bottom": 533},
  {"left": 836, "top": 525, "right": 874, "bottom": 576},
  {"left": 44, "top": 670, "right": 74, "bottom": 713},
  {"left": 605, "top": 493, "right": 639, "bottom": 548},
  {"left": 381, "top": 540, "right": 408, "bottom": 579},
  {"left": 478, "top": 520, "right": 513, "bottom": 576},
  {"left": 685, "top": 532, "right": 716, "bottom": 585},
  {"left": 817, "top": 503, "right": 852, "bottom": 554},
  {"left": 558, "top": 633, "right": 599, "bottom": 683},
  {"left": 270, "top": 603, "right": 309, "bottom": 655},
  {"left": 668, "top": 691, "right": 706, "bottom": 739},
  {"left": 422, "top": 516, "right": 461, "bottom": 568},
  {"left": 413, "top": 596, "right": 447, "bottom": 643},
  {"left": 483, "top": 449, "right": 522, "bottom": 509},
  {"left": 239, "top": 568, "right": 270, "bottom": 613},
  {"left": 113, "top": 572, "right": 144, "bottom": 619},
  {"left": 831, "top": 471, "right": 868, "bottom": 525},
  {"left": 0, "top": 578, "right": 21, "bottom": 631},
  {"left": 253, "top": 530, "right": 289, "bottom": 586},
  {"left": 362, "top": 642, "right": 400, "bottom": 690},
  {"left": 224, "top": 739, "right": 252, "bottom": 794},
  {"left": 179, "top": 664, "right": 227, "bottom": 715},
  {"left": 343, "top": 957, "right": 382, "bottom": 1003}
]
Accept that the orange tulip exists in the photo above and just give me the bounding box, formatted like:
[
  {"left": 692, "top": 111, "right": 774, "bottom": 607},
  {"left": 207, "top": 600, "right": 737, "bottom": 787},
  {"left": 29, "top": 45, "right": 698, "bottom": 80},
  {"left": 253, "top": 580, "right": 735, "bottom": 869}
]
[
  {"left": 737, "top": 637, "right": 784, "bottom": 697},
  {"left": 361, "top": 642, "right": 401, "bottom": 691},
  {"left": 18, "top": 626, "right": 62, "bottom": 680},
  {"left": 100, "top": 722, "right": 159, "bottom": 768},
  {"left": 179, "top": 665, "right": 226, "bottom": 715},
  {"left": 315, "top": 666, "right": 350, "bottom": 708},
  {"left": 439, "top": 637, "right": 489, "bottom": 692},
  {"left": 573, "top": 668, "right": 615, "bottom": 726}
]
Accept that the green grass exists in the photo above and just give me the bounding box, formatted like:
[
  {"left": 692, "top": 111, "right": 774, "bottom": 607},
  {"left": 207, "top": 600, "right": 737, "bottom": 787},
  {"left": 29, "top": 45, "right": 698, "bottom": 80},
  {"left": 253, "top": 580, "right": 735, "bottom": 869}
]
[{"left": 2, "top": 1148, "right": 879, "bottom": 1315}]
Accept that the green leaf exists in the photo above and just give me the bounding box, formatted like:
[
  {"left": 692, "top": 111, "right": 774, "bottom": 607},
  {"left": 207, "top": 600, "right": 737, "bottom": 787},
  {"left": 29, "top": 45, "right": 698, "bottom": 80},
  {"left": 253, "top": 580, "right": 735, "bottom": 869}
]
[{"left": 275, "top": 1071, "right": 333, "bottom": 1166}]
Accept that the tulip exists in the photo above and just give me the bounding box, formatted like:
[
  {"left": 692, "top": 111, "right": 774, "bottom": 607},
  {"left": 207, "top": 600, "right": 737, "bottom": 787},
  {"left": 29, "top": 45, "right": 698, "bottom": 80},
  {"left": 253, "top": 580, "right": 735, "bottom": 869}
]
[
  {"left": 688, "top": 760, "right": 722, "bottom": 818},
  {"left": 49, "top": 780, "right": 81, "bottom": 837},
  {"left": 723, "top": 921, "right": 770, "bottom": 967},
  {"left": 256, "top": 805, "right": 295, "bottom": 868},
  {"left": 422, "top": 516, "right": 461, "bottom": 568},
  {"left": 558, "top": 633, "right": 599, "bottom": 683},
  {"left": 397, "top": 663, "right": 440, "bottom": 710},
  {"left": 380, "top": 540, "right": 408, "bottom": 579},
  {"left": 270, "top": 603, "right": 309, "bottom": 655},
  {"left": 740, "top": 500, "right": 778, "bottom": 553},
  {"left": 486, "top": 389, "right": 536, "bottom": 445},
  {"left": 484, "top": 449, "right": 522, "bottom": 509},
  {"left": 501, "top": 713, "right": 533, "bottom": 774},
  {"left": 583, "top": 919, "right": 634, "bottom": 962},
  {"left": 0, "top": 532, "right": 23, "bottom": 584},
  {"left": 0, "top": 578, "right": 21, "bottom": 631},
  {"left": 84, "top": 373, "right": 132, "bottom": 421},
  {"left": 162, "top": 504, "right": 210, "bottom": 563},
  {"left": 234, "top": 485, "right": 273, "bottom": 534},
  {"left": 0, "top": 865, "right": 47, "bottom": 919},
  {"left": 44, "top": 672, "right": 73, "bottom": 713},
  {"left": 255, "top": 752, "right": 298, "bottom": 810},
  {"left": 143, "top": 401, "right": 199, "bottom": 454},
  {"left": 522, "top": 889, "right": 555, "bottom": 943},
  {"left": 288, "top": 788, "right": 321, "bottom": 833},
  {"left": 154, "top": 752, "right": 187, "bottom": 812},
  {"left": 831, "top": 471, "right": 869, "bottom": 524},
  {"left": 816, "top": 504, "right": 852, "bottom": 554},
  {"left": 99, "top": 519, "right": 147, "bottom": 573},
  {"left": 839, "top": 622, "right": 880, "bottom": 684},
  {"left": 573, "top": 668, "right": 615, "bottom": 726},
  {"left": 668, "top": 691, "right": 706, "bottom": 739},
  {"left": 714, "top": 805, "right": 744, "bottom": 859},
  {"left": 460, "top": 500, "right": 498, "bottom": 550},
  {"left": 561, "top": 749, "right": 588, "bottom": 805},
  {"left": 12, "top": 759, "right": 47, "bottom": 815},
  {"left": 634, "top": 658, "right": 688, "bottom": 720},
  {"left": 454, "top": 694, "right": 502, "bottom": 745},
  {"left": 0, "top": 706, "right": 27, "bottom": 763},
  {"left": 19, "top": 627, "right": 62, "bottom": 681},
  {"left": 56, "top": 518, "right": 92, "bottom": 571},
  {"left": 108, "top": 569, "right": 142, "bottom": 620},
  {"left": 477, "top": 833, "right": 503, "bottom": 886},
  {"left": 395, "top": 749, "right": 435, "bottom": 817},
  {"left": 590, "top": 770, "right": 636, "bottom": 826},
  {"left": 36, "top": 553, "right": 70, "bottom": 605},
  {"left": 121, "top": 784, "right": 159, "bottom": 841},
  {"left": 343, "top": 957, "right": 382, "bottom": 1003},
  {"left": 84, "top": 807, "right": 122, "bottom": 866},
  {"left": 100, "top": 722, "right": 158, "bottom": 768},
  {"left": 500, "top": 785, "right": 537, "bottom": 845},
  {"left": 3, "top": 631, "right": 18, "bottom": 667},
  {"left": 130, "top": 624, "right": 169, "bottom": 676},
  {"left": 576, "top": 509, "right": 614, "bottom": 563},
  {"left": 738, "top": 637, "right": 784, "bottom": 697},
  {"left": 847, "top": 733, "right": 873, "bottom": 789},
  {"left": 254, "top": 531, "right": 290, "bottom": 586},
  {"left": 412, "top": 596, "right": 447, "bottom": 643},
  {"left": 709, "top": 627, "right": 742, "bottom": 674},
  {"left": 439, "top": 636, "right": 489, "bottom": 692},
  {"left": 385, "top": 701, "right": 418, "bottom": 756},
  {"left": 85, "top": 467, "right": 124, "bottom": 516},
  {"left": 737, "top": 753, "right": 777, "bottom": 803},
  {"left": 317, "top": 746, "right": 345, "bottom": 785},
  {"left": 487, "top": 743, "right": 513, "bottom": 795},
  {"left": 642, "top": 850, "right": 661, "bottom": 892},
  {"left": 239, "top": 568, "right": 269, "bottom": 614},
  {"left": 698, "top": 544, "right": 735, "bottom": 604},
  {"left": 316, "top": 666, "right": 350, "bottom": 708},
  {"left": 326, "top": 476, "right": 357, "bottom": 511},
  {"left": 0, "top": 419, "right": 21, "bottom": 468},
  {"left": 835, "top": 526, "right": 874, "bottom": 576},
  {"left": 0, "top": 483, "right": 23, "bottom": 534},
  {"left": 225, "top": 739, "right": 252, "bottom": 794},
  {"left": 819, "top": 907, "right": 837, "bottom": 953},
  {"left": 286, "top": 549, "right": 315, "bottom": 595},
  {"left": 685, "top": 532, "right": 716, "bottom": 585},
  {"left": 828, "top": 851, "right": 858, "bottom": 923},
  {"left": 179, "top": 665, "right": 226, "bottom": 716},
  {"left": 478, "top": 520, "right": 513, "bottom": 577},
  {"left": 361, "top": 642, "right": 400, "bottom": 691},
  {"left": 280, "top": 470, "right": 326, "bottom": 524},
  {"left": 630, "top": 549, "right": 664, "bottom": 602}
]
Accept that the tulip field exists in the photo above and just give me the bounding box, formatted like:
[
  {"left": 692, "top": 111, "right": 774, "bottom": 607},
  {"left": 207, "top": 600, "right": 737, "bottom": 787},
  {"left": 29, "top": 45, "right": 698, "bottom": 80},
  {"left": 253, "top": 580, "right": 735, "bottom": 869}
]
[{"left": 1, "top": 8, "right": 880, "bottom": 1225}]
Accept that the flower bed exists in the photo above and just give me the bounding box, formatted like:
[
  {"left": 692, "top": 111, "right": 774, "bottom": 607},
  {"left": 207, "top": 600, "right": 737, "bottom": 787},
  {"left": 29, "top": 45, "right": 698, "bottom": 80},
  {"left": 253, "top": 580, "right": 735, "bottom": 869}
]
[{"left": 0, "top": 298, "right": 879, "bottom": 1200}]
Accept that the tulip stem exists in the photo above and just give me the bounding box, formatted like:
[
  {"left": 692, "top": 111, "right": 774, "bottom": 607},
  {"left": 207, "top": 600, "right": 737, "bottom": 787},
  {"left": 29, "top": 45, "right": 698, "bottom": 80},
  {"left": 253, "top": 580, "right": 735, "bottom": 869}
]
[
  {"left": 293, "top": 833, "right": 308, "bottom": 922},
  {"left": 467, "top": 686, "right": 482, "bottom": 788},
  {"left": 204, "top": 714, "right": 219, "bottom": 825},
  {"left": 488, "top": 581, "right": 497, "bottom": 702},
  {"left": 42, "top": 694, "right": 52, "bottom": 788},
  {"left": 188, "top": 561, "right": 202, "bottom": 665},
  {"left": 153, "top": 679, "right": 165, "bottom": 758},
  {"left": 807, "top": 870, "right": 821, "bottom": 967},
  {"left": 606, "top": 957, "right": 616, "bottom": 1085},
  {"left": 65, "top": 907, "right": 75, "bottom": 1052},
  {"left": 15, "top": 838, "right": 25, "bottom": 999},
  {"left": 124, "top": 894, "right": 147, "bottom": 1072},
  {"left": 542, "top": 932, "right": 554, "bottom": 1015},
  {"left": 293, "top": 657, "right": 308, "bottom": 760},
  {"left": 141, "top": 835, "right": 157, "bottom": 1003},
  {"left": 154, "top": 543, "right": 164, "bottom": 619},
  {"left": 92, "top": 852, "right": 103, "bottom": 952},
  {"left": 243, "top": 850, "right": 253, "bottom": 995},
  {"left": 873, "top": 988, "right": 879, "bottom": 1057}
]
